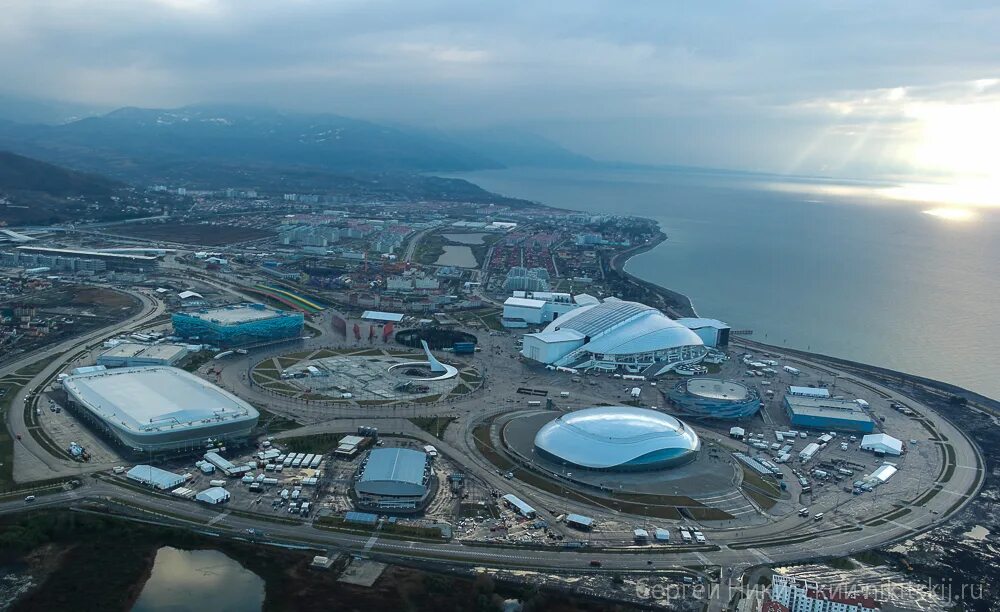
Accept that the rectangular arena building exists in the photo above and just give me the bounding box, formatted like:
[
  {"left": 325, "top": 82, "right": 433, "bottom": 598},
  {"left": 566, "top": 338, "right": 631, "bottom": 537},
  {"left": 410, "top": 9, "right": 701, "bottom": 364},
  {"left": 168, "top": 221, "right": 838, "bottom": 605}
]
[
  {"left": 97, "top": 342, "right": 189, "bottom": 368},
  {"left": 172, "top": 302, "right": 304, "bottom": 347},
  {"left": 62, "top": 366, "right": 259, "bottom": 452},
  {"left": 784, "top": 395, "right": 875, "bottom": 433}
]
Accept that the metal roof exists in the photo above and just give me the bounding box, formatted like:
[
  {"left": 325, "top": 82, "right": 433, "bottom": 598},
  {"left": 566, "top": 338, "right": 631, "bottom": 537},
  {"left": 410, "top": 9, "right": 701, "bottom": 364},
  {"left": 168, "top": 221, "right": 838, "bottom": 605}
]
[
  {"left": 183, "top": 303, "right": 285, "bottom": 324},
  {"left": 686, "top": 378, "right": 750, "bottom": 401},
  {"left": 860, "top": 433, "right": 903, "bottom": 454},
  {"left": 565, "top": 513, "right": 594, "bottom": 527},
  {"left": 16, "top": 245, "right": 158, "bottom": 262},
  {"left": 100, "top": 342, "right": 186, "bottom": 361},
  {"left": 501, "top": 493, "right": 535, "bottom": 516},
  {"left": 504, "top": 297, "right": 547, "bottom": 309},
  {"left": 533, "top": 299, "right": 703, "bottom": 355},
  {"left": 63, "top": 366, "right": 258, "bottom": 435},
  {"left": 550, "top": 300, "right": 652, "bottom": 337},
  {"left": 345, "top": 511, "right": 379, "bottom": 525},
  {"left": 789, "top": 386, "right": 831, "bottom": 398},
  {"left": 785, "top": 395, "right": 873, "bottom": 425},
  {"left": 126, "top": 465, "right": 185, "bottom": 490},
  {"left": 361, "top": 310, "right": 405, "bottom": 322},
  {"left": 195, "top": 486, "right": 230, "bottom": 503},
  {"left": 676, "top": 318, "right": 730, "bottom": 330},
  {"left": 533, "top": 406, "right": 700, "bottom": 470},
  {"left": 356, "top": 448, "right": 428, "bottom": 496}
]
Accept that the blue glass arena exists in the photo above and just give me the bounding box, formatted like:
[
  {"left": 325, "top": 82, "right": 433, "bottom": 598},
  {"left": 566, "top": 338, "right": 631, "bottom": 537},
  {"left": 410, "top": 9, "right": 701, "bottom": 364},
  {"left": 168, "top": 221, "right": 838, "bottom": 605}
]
[
  {"left": 172, "top": 303, "right": 304, "bottom": 347},
  {"left": 665, "top": 378, "right": 761, "bottom": 419},
  {"left": 533, "top": 406, "right": 700, "bottom": 471}
]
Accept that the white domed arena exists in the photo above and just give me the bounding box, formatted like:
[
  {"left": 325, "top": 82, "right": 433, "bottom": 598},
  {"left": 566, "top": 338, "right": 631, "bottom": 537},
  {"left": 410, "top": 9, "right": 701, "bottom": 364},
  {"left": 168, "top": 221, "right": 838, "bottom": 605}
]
[
  {"left": 519, "top": 298, "right": 707, "bottom": 375},
  {"left": 533, "top": 406, "right": 700, "bottom": 471}
]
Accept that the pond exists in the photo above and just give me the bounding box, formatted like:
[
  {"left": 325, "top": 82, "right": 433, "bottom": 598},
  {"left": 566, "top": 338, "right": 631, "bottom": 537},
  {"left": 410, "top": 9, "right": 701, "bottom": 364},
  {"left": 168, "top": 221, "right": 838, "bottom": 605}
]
[
  {"left": 434, "top": 245, "right": 477, "bottom": 268},
  {"left": 133, "top": 547, "right": 265, "bottom": 612},
  {"left": 441, "top": 232, "right": 488, "bottom": 245}
]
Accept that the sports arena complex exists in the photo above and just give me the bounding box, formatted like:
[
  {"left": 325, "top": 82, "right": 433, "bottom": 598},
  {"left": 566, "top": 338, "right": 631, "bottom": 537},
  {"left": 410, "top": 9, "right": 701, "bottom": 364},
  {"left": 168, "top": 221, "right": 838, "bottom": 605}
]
[
  {"left": 62, "top": 366, "right": 259, "bottom": 452},
  {"left": 665, "top": 378, "right": 761, "bottom": 419},
  {"left": 532, "top": 406, "right": 701, "bottom": 471},
  {"left": 172, "top": 303, "right": 304, "bottom": 347},
  {"left": 519, "top": 298, "right": 707, "bottom": 375}
]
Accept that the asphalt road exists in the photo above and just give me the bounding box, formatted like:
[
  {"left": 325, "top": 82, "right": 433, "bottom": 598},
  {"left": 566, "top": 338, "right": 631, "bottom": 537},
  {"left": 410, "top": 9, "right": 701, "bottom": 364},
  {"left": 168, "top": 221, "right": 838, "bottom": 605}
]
[
  {"left": 5, "top": 288, "right": 165, "bottom": 482},
  {"left": 0, "top": 273, "right": 983, "bottom": 612}
]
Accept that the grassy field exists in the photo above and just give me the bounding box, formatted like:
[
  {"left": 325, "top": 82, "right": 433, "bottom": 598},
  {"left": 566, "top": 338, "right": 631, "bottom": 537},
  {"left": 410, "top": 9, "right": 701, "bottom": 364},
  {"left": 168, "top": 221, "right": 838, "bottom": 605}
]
[
  {"left": 409, "top": 416, "right": 455, "bottom": 439},
  {"left": 254, "top": 407, "right": 300, "bottom": 435},
  {"left": 279, "top": 432, "right": 341, "bottom": 454},
  {"left": 413, "top": 233, "right": 447, "bottom": 265}
]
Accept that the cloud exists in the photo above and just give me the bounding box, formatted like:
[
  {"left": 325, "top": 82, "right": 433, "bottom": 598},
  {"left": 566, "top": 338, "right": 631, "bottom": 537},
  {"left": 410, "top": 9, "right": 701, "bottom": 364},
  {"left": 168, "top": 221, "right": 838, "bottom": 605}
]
[{"left": 0, "top": 0, "right": 998, "bottom": 176}]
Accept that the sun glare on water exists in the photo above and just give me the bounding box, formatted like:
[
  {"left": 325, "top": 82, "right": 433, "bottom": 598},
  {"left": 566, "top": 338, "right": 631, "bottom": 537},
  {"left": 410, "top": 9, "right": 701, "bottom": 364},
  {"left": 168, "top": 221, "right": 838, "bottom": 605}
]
[
  {"left": 900, "top": 94, "right": 1000, "bottom": 213},
  {"left": 922, "top": 207, "right": 977, "bottom": 222}
]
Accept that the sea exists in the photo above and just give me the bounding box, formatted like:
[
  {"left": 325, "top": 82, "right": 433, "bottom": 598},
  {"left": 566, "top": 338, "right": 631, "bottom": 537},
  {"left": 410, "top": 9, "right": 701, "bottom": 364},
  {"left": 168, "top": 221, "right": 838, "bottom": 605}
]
[{"left": 451, "top": 167, "right": 1000, "bottom": 401}]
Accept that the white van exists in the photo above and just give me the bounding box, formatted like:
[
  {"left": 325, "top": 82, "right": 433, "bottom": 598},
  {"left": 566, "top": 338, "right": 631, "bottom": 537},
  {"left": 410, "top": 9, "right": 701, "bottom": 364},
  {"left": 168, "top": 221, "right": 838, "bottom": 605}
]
[{"left": 813, "top": 513, "right": 824, "bottom": 521}]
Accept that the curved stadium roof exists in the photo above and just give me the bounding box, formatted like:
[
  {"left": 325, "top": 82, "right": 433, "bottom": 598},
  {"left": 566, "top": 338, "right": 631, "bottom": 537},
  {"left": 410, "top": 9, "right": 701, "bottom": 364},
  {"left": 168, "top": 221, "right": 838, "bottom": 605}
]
[
  {"left": 533, "top": 406, "right": 700, "bottom": 471},
  {"left": 540, "top": 299, "right": 703, "bottom": 355}
]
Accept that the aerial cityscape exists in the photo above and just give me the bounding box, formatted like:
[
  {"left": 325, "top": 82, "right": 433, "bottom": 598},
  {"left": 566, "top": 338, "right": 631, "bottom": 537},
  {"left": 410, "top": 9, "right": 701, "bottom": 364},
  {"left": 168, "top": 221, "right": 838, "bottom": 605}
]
[{"left": 0, "top": 2, "right": 997, "bottom": 612}]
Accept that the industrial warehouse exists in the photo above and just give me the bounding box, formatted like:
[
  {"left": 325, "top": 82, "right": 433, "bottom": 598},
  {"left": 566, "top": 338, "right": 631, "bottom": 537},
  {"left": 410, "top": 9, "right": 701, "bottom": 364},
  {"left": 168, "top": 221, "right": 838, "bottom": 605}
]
[
  {"left": 532, "top": 406, "right": 701, "bottom": 471},
  {"left": 171, "top": 302, "right": 304, "bottom": 347},
  {"left": 784, "top": 394, "right": 876, "bottom": 433},
  {"left": 61, "top": 366, "right": 259, "bottom": 452},
  {"left": 519, "top": 298, "right": 707, "bottom": 374},
  {"left": 665, "top": 378, "right": 761, "bottom": 419}
]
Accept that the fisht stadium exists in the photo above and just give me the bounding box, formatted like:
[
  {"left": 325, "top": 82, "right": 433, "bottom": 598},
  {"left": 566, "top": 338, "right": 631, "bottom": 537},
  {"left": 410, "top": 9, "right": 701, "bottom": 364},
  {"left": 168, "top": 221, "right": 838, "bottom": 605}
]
[
  {"left": 665, "top": 378, "right": 761, "bottom": 419},
  {"left": 62, "top": 366, "right": 259, "bottom": 452},
  {"left": 533, "top": 406, "right": 700, "bottom": 471},
  {"left": 172, "top": 303, "right": 304, "bottom": 347},
  {"left": 519, "top": 298, "right": 707, "bottom": 376}
]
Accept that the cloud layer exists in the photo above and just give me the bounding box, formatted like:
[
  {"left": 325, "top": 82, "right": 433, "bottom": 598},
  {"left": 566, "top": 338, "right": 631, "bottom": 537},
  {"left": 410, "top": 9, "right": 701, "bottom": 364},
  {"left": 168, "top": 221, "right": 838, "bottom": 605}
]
[{"left": 2, "top": 0, "right": 998, "bottom": 177}]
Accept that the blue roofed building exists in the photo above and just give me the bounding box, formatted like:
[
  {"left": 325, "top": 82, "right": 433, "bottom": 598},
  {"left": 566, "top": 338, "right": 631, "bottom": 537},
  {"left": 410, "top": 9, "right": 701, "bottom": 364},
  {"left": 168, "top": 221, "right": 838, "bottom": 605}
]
[
  {"left": 354, "top": 447, "right": 432, "bottom": 513},
  {"left": 172, "top": 303, "right": 304, "bottom": 347},
  {"left": 784, "top": 395, "right": 876, "bottom": 433}
]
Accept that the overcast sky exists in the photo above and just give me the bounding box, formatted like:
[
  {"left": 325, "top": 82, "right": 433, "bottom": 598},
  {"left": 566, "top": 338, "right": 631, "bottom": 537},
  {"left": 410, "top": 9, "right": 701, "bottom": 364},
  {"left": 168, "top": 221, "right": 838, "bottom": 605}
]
[{"left": 1, "top": 0, "right": 999, "bottom": 179}]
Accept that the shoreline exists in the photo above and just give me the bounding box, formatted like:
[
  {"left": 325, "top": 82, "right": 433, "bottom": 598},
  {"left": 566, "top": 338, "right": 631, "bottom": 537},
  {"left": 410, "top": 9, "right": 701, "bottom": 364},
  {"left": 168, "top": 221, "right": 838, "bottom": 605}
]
[
  {"left": 603, "top": 223, "right": 999, "bottom": 405},
  {"left": 606, "top": 230, "right": 698, "bottom": 318}
]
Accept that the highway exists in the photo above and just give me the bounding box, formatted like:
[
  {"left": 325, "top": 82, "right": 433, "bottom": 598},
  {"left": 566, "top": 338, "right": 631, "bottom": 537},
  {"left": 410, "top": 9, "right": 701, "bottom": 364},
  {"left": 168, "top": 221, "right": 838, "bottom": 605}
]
[
  {"left": 5, "top": 287, "right": 165, "bottom": 482},
  {"left": 0, "top": 272, "right": 985, "bottom": 612}
]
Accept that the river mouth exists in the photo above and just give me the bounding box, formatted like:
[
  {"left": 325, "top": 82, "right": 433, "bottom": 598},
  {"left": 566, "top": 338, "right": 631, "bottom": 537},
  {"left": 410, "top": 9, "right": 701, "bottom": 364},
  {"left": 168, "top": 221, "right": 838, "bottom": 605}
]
[{"left": 132, "top": 546, "right": 265, "bottom": 612}]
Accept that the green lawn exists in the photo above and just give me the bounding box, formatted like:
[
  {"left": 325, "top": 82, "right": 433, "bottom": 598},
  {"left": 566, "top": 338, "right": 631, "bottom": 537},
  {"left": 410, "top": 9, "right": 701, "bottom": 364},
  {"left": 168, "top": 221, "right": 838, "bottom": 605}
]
[{"left": 409, "top": 416, "right": 455, "bottom": 439}]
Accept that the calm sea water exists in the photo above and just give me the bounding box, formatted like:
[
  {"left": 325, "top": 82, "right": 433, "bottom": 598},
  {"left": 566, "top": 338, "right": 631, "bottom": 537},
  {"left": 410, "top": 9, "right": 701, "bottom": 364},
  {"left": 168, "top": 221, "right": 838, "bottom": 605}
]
[{"left": 453, "top": 167, "right": 1000, "bottom": 400}]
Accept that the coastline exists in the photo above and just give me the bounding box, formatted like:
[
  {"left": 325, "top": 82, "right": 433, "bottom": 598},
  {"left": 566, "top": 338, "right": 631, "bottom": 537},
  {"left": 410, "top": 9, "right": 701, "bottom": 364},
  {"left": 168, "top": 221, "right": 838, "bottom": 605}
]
[
  {"left": 606, "top": 229, "right": 697, "bottom": 318},
  {"left": 603, "top": 221, "right": 998, "bottom": 406}
]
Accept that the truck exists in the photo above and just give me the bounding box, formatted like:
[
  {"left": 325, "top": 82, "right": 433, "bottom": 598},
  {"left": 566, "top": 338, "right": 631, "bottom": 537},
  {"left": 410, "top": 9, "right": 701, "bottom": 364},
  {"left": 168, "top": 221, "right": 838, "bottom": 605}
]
[{"left": 783, "top": 366, "right": 801, "bottom": 375}]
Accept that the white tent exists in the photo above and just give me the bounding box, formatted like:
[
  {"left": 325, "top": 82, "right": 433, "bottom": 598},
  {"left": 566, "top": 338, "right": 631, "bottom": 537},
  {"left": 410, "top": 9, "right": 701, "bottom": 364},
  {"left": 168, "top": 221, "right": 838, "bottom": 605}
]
[
  {"left": 860, "top": 433, "right": 903, "bottom": 456},
  {"left": 195, "top": 486, "right": 230, "bottom": 504}
]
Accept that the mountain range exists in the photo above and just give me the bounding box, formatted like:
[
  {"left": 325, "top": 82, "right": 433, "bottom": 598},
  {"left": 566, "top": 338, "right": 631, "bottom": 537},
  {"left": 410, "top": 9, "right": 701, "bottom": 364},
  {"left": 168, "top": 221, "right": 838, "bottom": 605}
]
[{"left": 0, "top": 105, "right": 598, "bottom": 188}]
